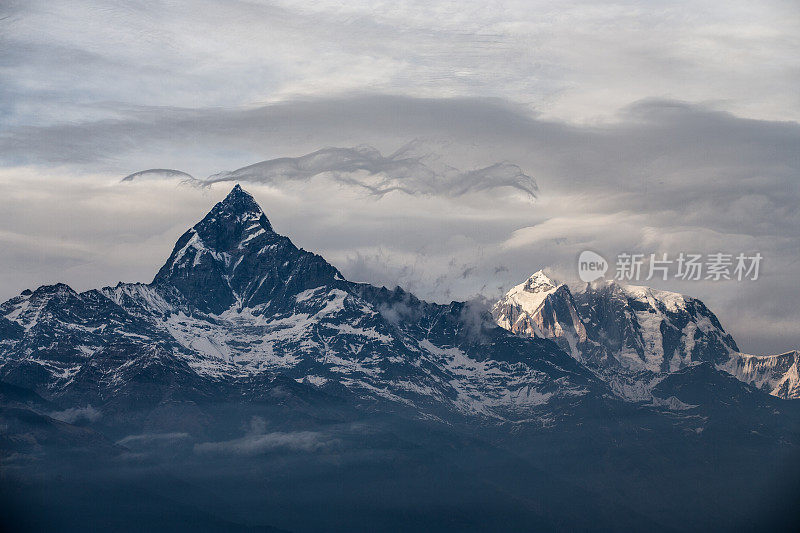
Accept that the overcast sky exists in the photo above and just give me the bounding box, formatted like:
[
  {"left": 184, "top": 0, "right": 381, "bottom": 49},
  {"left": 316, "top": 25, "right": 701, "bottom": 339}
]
[{"left": 1, "top": 0, "right": 798, "bottom": 354}]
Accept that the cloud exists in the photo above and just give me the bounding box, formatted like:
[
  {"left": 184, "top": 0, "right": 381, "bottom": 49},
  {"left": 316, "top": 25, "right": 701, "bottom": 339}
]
[
  {"left": 2, "top": 0, "right": 799, "bottom": 129},
  {"left": 194, "top": 431, "right": 335, "bottom": 456},
  {"left": 116, "top": 432, "right": 191, "bottom": 446},
  {"left": 0, "top": 94, "right": 547, "bottom": 173},
  {"left": 49, "top": 405, "right": 101, "bottom": 423},
  {"left": 201, "top": 143, "right": 537, "bottom": 199},
  {"left": 122, "top": 169, "right": 197, "bottom": 183}
]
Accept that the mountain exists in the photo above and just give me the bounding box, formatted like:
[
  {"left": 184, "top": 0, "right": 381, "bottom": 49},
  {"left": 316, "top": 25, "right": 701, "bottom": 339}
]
[
  {"left": 720, "top": 350, "right": 800, "bottom": 399},
  {"left": 151, "top": 184, "right": 346, "bottom": 315},
  {"left": 492, "top": 269, "right": 799, "bottom": 400},
  {"left": 2, "top": 186, "right": 799, "bottom": 532},
  {"left": 0, "top": 186, "right": 603, "bottom": 425}
]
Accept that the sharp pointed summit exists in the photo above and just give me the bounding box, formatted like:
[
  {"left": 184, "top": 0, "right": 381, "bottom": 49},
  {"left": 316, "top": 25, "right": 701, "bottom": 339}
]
[
  {"left": 522, "top": 269, "right": 560, "bottom": 293},
  {"left": 221, "top": 183, "right": 263, "bottom": 210},
  {"left": 151, "top": 184, "right": 342, "bottom": 314},
  {"left": 229, "top": 183, "right": 246, "bottom": 194},
  {"left": 205, "top": 184, "right": 273, "bottom": 233}
]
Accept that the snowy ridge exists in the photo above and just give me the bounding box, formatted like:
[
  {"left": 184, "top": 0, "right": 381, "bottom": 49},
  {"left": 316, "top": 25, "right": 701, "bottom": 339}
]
[
  {"left": 720, "top": 350, "right": 800, "bottom": 399},
  {"left": 493, "top": 269, "right": 798, "bottom": 400},
  {"left": 494, "top": 270, "right": 560, "bottom": 332}
]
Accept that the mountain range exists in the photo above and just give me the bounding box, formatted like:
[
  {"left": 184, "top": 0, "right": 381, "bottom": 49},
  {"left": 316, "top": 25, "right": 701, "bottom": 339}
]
[
  {"left": 492, "top": 270, "right": 800, "bottom": 400},
  {"left": 1, "top": 185, "right": 798, "bottom": 532},
  {"left": 0, "top": 185, "right": 601, "bottom": 422}
]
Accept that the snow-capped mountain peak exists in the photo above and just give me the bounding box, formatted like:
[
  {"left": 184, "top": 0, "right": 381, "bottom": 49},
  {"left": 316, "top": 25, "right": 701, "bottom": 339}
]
[
  {"left": 182, "top": 182, "right": 273, "bottom": 250},
  {"left": 493, "top": 270, "right": 587, "bottom": 358},
  {"left": 152, "top": 185, "right": 343, "bottom": 314},
  {"left": 492, "top": 269, "right": 750, "bottom": 399},
  {"left": 522, "top": 269, "right": 559, "bottom": 293},
  {"left": 220, "top": 183, "right": 268, "bottom": 218},
  {"left": 495, "top": 270, "right": 563, "bottom": 323},
  {"left": 492, "top": 269, "right": 799, "bottom": 400}
]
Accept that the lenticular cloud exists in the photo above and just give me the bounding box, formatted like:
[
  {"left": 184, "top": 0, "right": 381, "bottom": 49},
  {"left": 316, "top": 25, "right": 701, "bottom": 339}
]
[
  {"left": 122, "top": 168, "right": 198, "bottom": 183},
  {"left": 124, "top": 144, "right": 538, "bottom": 199}
]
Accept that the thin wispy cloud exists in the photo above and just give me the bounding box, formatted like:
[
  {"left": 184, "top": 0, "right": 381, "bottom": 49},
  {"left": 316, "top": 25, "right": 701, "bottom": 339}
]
[
  {"left": 126, "top": 143, "right": 537, "bottom": 199},
  {"left": 194, "top": 431, "right": 337, "bottom": 456},
  {"left": 49, "top": 405, "right": 102, "bottom": 424},
  {"left": 122, "top": 169, "right": 197, "bottom": 183}
]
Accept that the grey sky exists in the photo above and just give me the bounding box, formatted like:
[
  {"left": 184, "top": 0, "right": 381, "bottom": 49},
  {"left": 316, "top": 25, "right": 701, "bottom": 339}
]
[{"left": 0, "top": 1, "right": 798, "bottom": 354}]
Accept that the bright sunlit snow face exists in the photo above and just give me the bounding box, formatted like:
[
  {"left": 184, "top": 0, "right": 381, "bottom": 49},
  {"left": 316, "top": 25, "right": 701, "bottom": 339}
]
[{"left": 0, "top": 1, "right": 799, "bottom": 356}]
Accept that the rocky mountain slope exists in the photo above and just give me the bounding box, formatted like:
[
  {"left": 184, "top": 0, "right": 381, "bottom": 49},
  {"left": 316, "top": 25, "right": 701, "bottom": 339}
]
[
  {"left": 720, "top": 350, "right": 800, "bottom": 399},
  {"left": 492, "top": 270, "right": 799, "bottom": 399}
]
